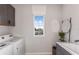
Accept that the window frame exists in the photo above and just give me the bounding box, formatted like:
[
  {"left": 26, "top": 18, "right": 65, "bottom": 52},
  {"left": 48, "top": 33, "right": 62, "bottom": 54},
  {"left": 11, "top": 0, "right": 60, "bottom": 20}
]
[{"left": 33, "top": 15, "right": 45, "bottom": 37}]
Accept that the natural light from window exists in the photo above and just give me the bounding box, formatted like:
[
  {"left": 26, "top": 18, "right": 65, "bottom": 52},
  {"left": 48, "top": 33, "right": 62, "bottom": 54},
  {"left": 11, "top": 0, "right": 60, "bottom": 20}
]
[{"left": 34, "top": 16, "right": 44, "bottom": 36}]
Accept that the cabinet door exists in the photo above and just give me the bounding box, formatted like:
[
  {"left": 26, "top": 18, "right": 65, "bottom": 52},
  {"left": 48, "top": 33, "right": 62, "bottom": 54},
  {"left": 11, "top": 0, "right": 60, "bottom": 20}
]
[
  {"left": 0, "top": 5, "right": 8, "bottom": 25},
  {"left": 56, "top": 44, "right": 71, "bottom": 55},
  {"left": 13, "top": 39, "right": 25, "bottom": 55},
  {"left": 0, "top": 4, "right": 15, "bottom": 26},
  {"left": 7, "top": 5, "right": 15, "bottom": 26}
]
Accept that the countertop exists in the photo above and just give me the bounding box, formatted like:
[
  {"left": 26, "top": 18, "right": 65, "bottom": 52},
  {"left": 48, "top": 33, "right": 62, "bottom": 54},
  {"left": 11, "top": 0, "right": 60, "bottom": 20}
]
[{"left": 56, "top": 42, "right": 79, "bottom": 55}]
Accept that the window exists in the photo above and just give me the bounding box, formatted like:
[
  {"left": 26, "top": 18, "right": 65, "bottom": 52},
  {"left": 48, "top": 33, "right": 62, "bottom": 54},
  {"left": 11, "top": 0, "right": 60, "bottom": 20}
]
[{"left": 33, "top": 16, "right": 45, "bottom": 36}]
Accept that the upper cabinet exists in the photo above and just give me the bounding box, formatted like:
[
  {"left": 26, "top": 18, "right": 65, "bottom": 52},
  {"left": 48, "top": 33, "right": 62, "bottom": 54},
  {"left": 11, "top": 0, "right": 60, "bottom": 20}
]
[
  {"left": 7, "top": 5, "right": 15, "bottom": 26},
  {"left": 0, "top": 4, "right": 15, "bottom": 26},
  {"left": 0, "top": 5, "right": 8, "bottom": 25}
]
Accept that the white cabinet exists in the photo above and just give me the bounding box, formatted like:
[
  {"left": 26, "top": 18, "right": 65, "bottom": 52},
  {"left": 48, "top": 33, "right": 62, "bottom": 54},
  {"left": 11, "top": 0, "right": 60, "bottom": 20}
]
[
  {"left": 0, "top": 45, "right": 13, "bottom": 55},
  {"left": 13, "top": 39, "right": 25, "bottom": 55}
]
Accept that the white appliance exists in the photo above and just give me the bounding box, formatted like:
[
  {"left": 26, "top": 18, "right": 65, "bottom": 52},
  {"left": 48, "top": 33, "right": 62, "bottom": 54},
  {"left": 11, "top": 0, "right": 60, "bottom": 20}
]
[
  {"left": 8, "top": 37, "right": 25, "bottom": 55},
  {"left": 13, "top": 39, "right": 25, "bottom": 55},
  {"left": 0, "top": 35, "right": 13, "bottom": 55},
  {"left": 0, "top": 34, "right": 25, "bottom": 55},
  {"left": 0, "top": 43, "right": 13, "bottom": 55}
]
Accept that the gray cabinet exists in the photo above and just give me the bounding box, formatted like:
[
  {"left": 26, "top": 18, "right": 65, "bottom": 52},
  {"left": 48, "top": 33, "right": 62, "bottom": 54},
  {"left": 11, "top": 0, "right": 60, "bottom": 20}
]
[
  {"left": 56, "top": 44, "right": 71, "bottom": 55},
  {"left": 0, "top": 5, "right": 8, "bottom": 25},
  {"left": 7, "top": 5, "right": 15, "bottom": 26},
  {"left": 0, "top": 4, "right": 15, "bottom": 26}
]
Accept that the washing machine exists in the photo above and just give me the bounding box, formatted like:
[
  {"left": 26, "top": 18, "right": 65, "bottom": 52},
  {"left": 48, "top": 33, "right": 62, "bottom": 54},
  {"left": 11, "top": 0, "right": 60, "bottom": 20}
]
[
  {"left": 7, "top": 37, "right": 25, "bottom": 55},
  {"left": 0, "top": 43, "right": 13, "bottom": 55}
]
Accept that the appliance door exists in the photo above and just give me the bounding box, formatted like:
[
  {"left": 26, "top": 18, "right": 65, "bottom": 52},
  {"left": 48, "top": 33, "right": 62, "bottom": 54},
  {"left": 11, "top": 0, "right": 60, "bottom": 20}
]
[
  {"left": 13, "top": 39, "right": 25, "bottom": 55},
  {"left": 0, "top": 45, "right": 13, "bottom": 55}
]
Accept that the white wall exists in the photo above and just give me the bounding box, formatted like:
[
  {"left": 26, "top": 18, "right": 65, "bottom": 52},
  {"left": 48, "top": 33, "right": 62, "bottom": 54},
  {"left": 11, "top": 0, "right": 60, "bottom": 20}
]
[
  {"left": 12, "top": 4, "right": 62, "bottom": 54},
  {"left": 62, "top": 5, "right": 79, "bottom": 42},
  {"left": 0, "top": 26, "right": 12, "bottom": 35}
]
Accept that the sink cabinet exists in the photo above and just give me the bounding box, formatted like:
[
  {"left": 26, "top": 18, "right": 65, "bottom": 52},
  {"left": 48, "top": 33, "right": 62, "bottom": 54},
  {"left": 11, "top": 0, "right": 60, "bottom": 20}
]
[{"left": 56, "top": 43, "right": 71, "bottom": 55}]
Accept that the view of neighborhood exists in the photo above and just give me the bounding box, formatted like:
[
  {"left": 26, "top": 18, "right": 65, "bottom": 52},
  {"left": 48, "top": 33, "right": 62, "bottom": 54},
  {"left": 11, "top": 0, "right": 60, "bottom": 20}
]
[
  {"left": 35, "top": 28, "right": 43, "bottom": 35},
  {"left": 34, "top": 16, "right": 44, "bottom": 35}
]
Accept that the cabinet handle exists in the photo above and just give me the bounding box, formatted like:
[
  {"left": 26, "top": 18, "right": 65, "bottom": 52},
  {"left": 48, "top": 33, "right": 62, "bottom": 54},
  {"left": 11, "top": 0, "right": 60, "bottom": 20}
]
[
  {"left": 17, "top": 48, "right": 18, "bottom": 52},
  {"left": 8, "top": 20, "right": 10, "bottom": 24},
  {"left": 17, "top": 48, "right": 18, "bottom": 50}
]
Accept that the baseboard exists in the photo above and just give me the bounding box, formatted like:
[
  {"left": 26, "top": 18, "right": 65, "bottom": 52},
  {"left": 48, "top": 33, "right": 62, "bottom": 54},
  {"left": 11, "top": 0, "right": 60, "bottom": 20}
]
[{"left": 25, "top": 52, "right": 52, "bottom": 55}]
